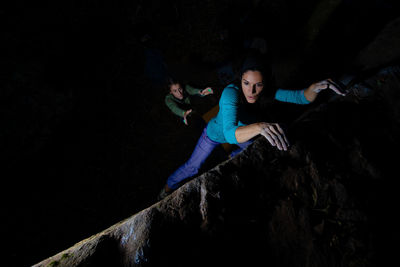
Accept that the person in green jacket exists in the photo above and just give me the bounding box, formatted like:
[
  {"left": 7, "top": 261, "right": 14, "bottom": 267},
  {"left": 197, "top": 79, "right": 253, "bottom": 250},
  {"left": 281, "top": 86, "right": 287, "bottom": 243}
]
[{"left": 165, "top": 77, "right": 214, "bottom": 125}]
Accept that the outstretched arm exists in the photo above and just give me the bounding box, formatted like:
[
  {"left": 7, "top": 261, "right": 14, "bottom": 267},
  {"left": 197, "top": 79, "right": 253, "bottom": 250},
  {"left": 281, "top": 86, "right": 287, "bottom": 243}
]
[
  {"left": 275, "top": 79, "right": 346, "bottom": 104},
  {"left": 186, "top": 84, "right": 214, "bottom": 96}
]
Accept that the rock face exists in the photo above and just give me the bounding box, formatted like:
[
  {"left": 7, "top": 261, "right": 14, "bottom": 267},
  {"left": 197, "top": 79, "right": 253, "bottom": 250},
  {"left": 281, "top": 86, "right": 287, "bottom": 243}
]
[{"left": 33, "top": 67, "right": 400, "bottom": 267}]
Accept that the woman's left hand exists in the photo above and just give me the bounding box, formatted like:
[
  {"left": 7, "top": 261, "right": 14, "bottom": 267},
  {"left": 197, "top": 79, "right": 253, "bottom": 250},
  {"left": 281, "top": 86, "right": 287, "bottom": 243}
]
[
  {"left": 305, "top": 79, "right": 347, "bottom": 102},
  {"left": 200, "top": 87, "right": 214, "bottom": 96},
  {"left": 309, "top": 79, "right": 346, "bottom": 96}
]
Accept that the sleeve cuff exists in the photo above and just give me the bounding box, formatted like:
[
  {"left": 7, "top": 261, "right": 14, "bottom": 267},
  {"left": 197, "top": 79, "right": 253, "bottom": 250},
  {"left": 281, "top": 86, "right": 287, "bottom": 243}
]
[
  {"left": 274, "top": 88, "right": 311, "bottom": 105},
  {"left": 225, "top": 125, "right": 239, "bottom": 144},
  {"left": 300, "top": 89, "right": 311, "bottom": 104}
]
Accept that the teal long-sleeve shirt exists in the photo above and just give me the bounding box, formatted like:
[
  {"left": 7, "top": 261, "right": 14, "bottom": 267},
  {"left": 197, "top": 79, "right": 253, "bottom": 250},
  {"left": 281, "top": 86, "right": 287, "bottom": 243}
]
[{"left": 206, "top": 84, "right": 310, "bottom": 144}]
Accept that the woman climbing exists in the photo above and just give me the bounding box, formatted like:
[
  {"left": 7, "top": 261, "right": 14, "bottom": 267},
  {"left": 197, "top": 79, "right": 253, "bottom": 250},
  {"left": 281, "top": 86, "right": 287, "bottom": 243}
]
[{"left": 158, "top": 57, "right": 346, "bottom": 200}]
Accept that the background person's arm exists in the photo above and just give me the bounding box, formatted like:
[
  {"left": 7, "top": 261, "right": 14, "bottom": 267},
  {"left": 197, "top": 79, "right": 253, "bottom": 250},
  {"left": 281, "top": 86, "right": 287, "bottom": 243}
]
[
  {"left": 165, "top": 96, "right": 185, "bottom": 117},
  {"left": 186, "top": 84, "right": 213, "bottom": 96},
  {"left": 186, "top": 84, "right": 202, "bottom": 95}
]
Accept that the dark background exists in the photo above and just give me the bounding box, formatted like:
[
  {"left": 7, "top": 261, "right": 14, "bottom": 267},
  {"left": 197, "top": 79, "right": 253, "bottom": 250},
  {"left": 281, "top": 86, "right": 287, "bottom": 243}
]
[{"left": 1, "top": 0, "right": 399, "bottom": 266}]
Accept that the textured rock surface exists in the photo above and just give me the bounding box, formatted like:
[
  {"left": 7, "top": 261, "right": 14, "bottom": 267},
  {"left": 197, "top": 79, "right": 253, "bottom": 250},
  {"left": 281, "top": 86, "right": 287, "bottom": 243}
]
[{"left": 33, "top": 67, "right": 400, "bottom": 267}]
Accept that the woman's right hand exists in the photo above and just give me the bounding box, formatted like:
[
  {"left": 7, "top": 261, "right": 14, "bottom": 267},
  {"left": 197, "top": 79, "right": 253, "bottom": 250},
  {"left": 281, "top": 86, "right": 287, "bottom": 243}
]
[{"left": 259, "top": 123, "right": 290, "bottom": 151}]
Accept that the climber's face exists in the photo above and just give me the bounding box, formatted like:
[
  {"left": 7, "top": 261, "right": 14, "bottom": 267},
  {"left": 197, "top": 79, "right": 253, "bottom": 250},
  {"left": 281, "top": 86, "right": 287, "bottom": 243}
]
[
  {"left": 241, "top": 70, "right": 264, "bottom": 103},
  {"left": 170, "top": 83, "right": 184, "bottom": 100}
]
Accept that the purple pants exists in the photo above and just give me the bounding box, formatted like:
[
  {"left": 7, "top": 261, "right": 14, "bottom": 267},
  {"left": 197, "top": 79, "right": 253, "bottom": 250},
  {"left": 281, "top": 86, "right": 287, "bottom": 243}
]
[{"left": 167, "top": 126, "right": 252, "bottom": 189}]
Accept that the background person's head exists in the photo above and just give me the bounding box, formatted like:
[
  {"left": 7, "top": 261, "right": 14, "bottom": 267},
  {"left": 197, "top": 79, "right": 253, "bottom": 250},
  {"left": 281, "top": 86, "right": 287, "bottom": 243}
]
[{"left": 166, "top": 77, "right": 184, "bottom": 100}]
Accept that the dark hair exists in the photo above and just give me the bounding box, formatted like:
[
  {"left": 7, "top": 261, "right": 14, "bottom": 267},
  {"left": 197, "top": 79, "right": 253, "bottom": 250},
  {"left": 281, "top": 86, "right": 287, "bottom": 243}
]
[
  {"left": 238, "top": 53, "right": 273, "bottom": 86},
  {"left": 165, "top": 76, "right": 183, "bottom": 93}
]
